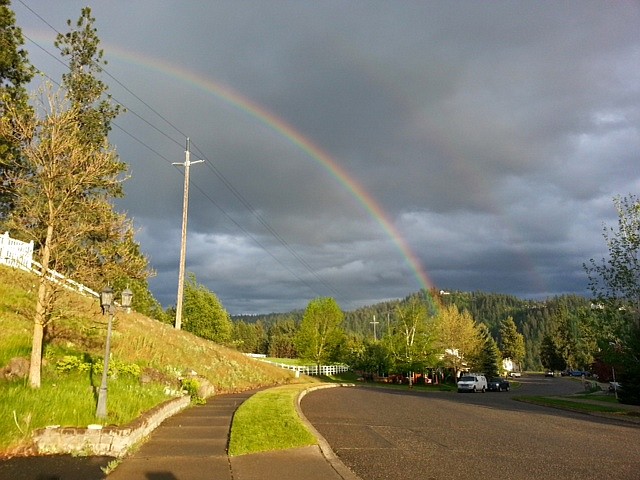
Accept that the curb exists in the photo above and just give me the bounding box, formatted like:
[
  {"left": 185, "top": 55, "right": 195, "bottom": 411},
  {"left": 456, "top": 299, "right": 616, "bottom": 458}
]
[
  {"left": 31, "top": 395, "right": 192, "bottom": 457},
  {"left": 296, "top": 383, "right": 361, "bottom": 480}
]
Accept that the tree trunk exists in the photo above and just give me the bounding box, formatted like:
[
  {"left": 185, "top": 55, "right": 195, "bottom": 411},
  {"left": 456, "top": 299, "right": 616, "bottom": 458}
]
[
  {"left": 29, "top": 224, "right": 54, "bottom": 389},
  {"left": 29, "top": 278, "right": 48, "bottom": 388}
]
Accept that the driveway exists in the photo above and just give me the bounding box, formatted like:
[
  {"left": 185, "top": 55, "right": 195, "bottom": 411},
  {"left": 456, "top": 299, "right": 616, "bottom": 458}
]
[{"left": 300, "top": 376, "right": 640, "bottom": 480}]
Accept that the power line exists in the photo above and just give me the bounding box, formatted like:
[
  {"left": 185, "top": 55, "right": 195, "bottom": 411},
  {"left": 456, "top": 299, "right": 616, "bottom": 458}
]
[
  {"left": 15, "top": 0, "right": 345, "bottom": 304},
  {"left": 190, "top": 141, "right": 343, "bottom": 300}
]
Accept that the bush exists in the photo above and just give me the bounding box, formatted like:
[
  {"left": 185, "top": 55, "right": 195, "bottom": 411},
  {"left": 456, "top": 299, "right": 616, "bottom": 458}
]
[
  {"left": 617, "top": 324, "right": 640, "bottom": 406},
  {"left": 55, "top": 355, "right": 141, "bottom": 379},
  {"left": 181, "top": 377, "right": 205, "bottom": 405}
]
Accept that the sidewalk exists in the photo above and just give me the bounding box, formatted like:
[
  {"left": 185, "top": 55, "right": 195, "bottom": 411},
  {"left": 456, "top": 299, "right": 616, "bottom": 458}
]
[
  {"left": 0, "top": 388, "right": 359, "bottom": 480},
  {"left": 107, "top": 389, "right": 357, "bottom": 480}
]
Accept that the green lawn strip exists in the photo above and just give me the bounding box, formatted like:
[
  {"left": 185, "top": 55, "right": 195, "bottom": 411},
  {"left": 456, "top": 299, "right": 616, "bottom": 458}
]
[
  {"left": 228, "top": 384, "right": 317, "bottom": 456},
  {"left": 572, "top": 393, "right": 620, "bottom": 404},
  {"left": 265, "top": 358, "right": 304, "bottom": 366},
  {"left": 514, "top": 395, "right": 629, "bottom": 415},
  {"left": 0, "top": 373, "right": 169, "bottom": 452}
]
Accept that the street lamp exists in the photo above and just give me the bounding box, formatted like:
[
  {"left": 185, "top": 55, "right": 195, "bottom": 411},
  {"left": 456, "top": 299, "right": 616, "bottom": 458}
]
[
  {"left": 96, "top": 286, "right": 133, "bottom": 419},
  {"left": 121, "top": 287, "right": 133, "bottom": 314}
]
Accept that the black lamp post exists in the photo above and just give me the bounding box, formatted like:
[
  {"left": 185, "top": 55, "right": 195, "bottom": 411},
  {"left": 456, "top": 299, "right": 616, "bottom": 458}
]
[{"left": 96, "top": 286, "right": 133, "bottom": 419}]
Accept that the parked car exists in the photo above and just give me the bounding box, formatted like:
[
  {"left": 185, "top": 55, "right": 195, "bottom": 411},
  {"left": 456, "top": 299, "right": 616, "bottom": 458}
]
[
  {"left": 487, "top": 377, "right": 510, "bottom": 392},
  {"left": 509, "top": 371, "right": 522, "bottom": 378},
  {"left": 545, "top": 370, "right": 554, "bottom": 377},
  {"left": 457, "top": 374, "right": 487, "bottom": 393}
]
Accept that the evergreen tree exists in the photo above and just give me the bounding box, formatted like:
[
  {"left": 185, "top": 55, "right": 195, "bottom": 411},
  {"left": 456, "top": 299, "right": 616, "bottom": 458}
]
[
  {"left": 54, "top": 7, "right": 121, "bottom": 146},
  {"left": 616, "top": 324, "right": 640, "bottom": 405},
  {"left": 0, "top": 0, "right": 34, "bottom": 221},
  {"left": 472, "top": 324, "right": 502, "bottom": 378},
  {"left": 539, "top": 332, "right": 566, "bottom": 371},
  {"left": 52, "top": 7, "right": 152, "bottom": 291},
  {"left": 232, "top": 320, "right": 266, "bottom": 354},
  {"left": 499, "top": 316, "right": 525, "bottom": 371},
  {"left": 266, "top": 317, "right": 298, "bottom": 358},
  {"left": 0, "top": 8, "right": 157, "bottom": 388}
]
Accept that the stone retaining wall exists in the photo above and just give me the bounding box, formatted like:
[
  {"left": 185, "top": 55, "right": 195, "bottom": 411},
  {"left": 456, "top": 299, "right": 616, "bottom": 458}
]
[{"left": 32, "top": 395, "right": 191, "bottom": 457}]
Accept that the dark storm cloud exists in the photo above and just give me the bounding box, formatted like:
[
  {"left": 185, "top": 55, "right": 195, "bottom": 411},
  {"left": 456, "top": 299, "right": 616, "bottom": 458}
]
[{"left": 12, "top": 1, "right": 640, "bottom": 314}]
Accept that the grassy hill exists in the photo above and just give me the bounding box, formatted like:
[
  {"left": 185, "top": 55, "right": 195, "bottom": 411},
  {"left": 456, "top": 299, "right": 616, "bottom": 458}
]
[{"left": 0, "top": 265, "right": 300, "bottom": 455}]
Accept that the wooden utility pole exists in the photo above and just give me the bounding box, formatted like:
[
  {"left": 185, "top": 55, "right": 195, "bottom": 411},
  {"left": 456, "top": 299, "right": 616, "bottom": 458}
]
[{"left": 173, "top": 138, "right": 204, "bottom": 330}]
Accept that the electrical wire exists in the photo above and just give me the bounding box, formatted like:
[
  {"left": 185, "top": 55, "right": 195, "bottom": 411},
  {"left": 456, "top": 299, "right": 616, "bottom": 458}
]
[{"left": 14, "top": 0, "right": 345, "bottom": 303}]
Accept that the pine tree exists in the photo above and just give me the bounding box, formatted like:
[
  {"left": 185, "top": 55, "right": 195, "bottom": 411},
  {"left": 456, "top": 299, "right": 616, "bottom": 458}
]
[
  {"left": 0, "top": 0, "right": 34, "bottom": 221},
  {"left": 54, "top": 7, "right": 121, "bottom": 146},
  {"left": 52, "top": 8, "right": 153, "bottom": 291},
  {"left": 499, "top": 316, "right": 525, "bottom": 371},
  {"left": 473, "top": 324, "right": 502, "bottom": 378}
]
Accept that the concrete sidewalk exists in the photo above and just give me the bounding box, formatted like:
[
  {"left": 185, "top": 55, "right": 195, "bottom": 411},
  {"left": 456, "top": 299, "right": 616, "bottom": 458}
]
[{"left": 107, "top": 389, "right": 358, "bottom": 480}]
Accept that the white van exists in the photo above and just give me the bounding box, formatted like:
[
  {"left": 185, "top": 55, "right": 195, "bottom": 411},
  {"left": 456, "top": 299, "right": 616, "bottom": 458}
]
[{"left": 457, "top": 374, "right": 487, "bottom": 393}]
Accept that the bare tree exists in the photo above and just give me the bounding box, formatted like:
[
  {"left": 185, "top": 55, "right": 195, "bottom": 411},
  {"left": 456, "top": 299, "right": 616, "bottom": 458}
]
[{"left": 0, "top": 84, "right": 129, "bottom": 387}]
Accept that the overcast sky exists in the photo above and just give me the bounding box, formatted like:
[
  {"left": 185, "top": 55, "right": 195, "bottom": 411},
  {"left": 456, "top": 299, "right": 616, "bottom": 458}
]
[{"left": 12, "top": 1, "right": 640, "bottom": 315}]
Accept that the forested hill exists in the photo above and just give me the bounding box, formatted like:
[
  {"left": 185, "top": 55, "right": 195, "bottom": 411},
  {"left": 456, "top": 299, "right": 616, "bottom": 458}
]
[
  {"left": 438, "top": 291, "right": 594, "bottom": 369},
  {"left": 232, "top": 290, "right": 596, "bottom": 370}
]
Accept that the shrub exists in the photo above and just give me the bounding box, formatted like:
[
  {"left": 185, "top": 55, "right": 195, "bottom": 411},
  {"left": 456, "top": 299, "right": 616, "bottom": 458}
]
[{"left": 181, "top": 377, "right": 205, "bottom": 405}]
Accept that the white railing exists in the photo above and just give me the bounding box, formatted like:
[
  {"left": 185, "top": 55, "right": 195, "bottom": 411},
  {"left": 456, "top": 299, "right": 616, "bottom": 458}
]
[
  {"left": 0, "top": 231, "right": 34, "bottom": 271},
  {"left": 0, "top": 232, "right": 99, "bottom": 299},
  {"left": 260, "top": 360, "right": 349, "bottom": 376},
  {"left": 30, "top": 259, "right": 100, "bottom": 298}
]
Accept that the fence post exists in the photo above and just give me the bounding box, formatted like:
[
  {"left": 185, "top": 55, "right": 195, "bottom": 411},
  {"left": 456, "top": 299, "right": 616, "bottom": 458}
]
[{"left": 0, "top": 232, "right": 8, "bottom": 262}]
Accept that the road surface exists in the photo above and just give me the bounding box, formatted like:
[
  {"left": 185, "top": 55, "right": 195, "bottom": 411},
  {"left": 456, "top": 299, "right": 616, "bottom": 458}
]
[{"left": 301, "top": 376, "right": 640, "bottom": 480}]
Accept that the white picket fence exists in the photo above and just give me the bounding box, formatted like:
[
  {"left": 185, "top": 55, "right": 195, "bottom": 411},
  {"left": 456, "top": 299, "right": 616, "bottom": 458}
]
[
  {"left": 0, "top": 231, "right": 33, "bottom": 271},
  {"left": 260, "top": 359, "right": 349, "bottom": 376},
  {"left": 0, "top": 232, "right": 99, "bottom": 298}
]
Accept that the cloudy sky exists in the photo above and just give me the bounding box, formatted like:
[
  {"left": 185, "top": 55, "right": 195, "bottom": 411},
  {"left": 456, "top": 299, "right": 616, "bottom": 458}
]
[{"left": 12, "top": 1, "right": 640, "bottom": 315}]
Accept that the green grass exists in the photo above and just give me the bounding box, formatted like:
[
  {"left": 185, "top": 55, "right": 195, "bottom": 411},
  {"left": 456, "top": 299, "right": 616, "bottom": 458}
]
[
  {"left": 0, "top": 266, "right": 302, "bottom": 455},
  {"left": 265, "top": 357, "right": 305, "bottom": 365},
  {"left": 572, "top": 392, "right": 620, "bottom": 404},
  {"left": 0, "top": 372, "right": 169, "bottom": 452},
  {"left": 515, "top": 395, "right": 630, "bottom": 414},
  {"left": 228, "top": 384, "right": 318, "bottom": 456}
]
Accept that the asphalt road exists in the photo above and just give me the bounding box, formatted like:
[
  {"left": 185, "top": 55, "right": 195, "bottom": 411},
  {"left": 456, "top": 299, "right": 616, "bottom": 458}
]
[{"left": 301, "top": 376, "right": 640, "bottom": 480}]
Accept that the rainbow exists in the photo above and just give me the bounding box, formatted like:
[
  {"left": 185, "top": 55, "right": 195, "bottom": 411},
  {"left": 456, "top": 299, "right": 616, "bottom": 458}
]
[
  {"left": 106, "top": 47, "right": 435, "bottom": 296},
  {"left": 22, "top": 27, "right": 435, "bottom": 298}
]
